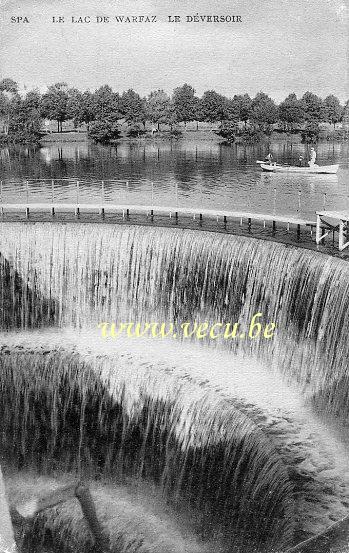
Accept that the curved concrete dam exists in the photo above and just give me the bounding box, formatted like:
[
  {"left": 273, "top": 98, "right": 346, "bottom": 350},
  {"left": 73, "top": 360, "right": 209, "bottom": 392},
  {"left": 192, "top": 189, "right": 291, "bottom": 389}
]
[{"left": 0, "top": 223, "right": 349, "bottom": 552}]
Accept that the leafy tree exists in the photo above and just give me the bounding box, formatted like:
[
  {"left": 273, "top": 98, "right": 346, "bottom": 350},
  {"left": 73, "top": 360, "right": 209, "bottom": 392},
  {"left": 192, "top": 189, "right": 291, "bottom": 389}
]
[
  {"left": 193, "top": 97, "right": 205, "bottom": 130},
  {"left": 250, "top": 92, "right": 278, "bottom": 134},
  {"left": 65, "top": 89, "right": 96, "bottom": 130},
  {"left": 301, "top": 91, "right": 325, "bottom": 123},
  {"left": 126, "top": 123, "right": 147, "bottom": 138},
  {"left": 87, "top": 86, "right": 121, "bottom": 142},
  {"left": 278, "top": 93, "right": 305, "bottom": 131},
  {"left": 88, "top": 120, "right": 120, "bottom": 144},
  {"left": 146, "top": 90, "right": 171, "bottom": 130},
  {"left": 172, "top": 83, "right": 198, "bottom": 127},
  {"left": 0, "top": 93, "right": 10, "bottom": 135},
  {"left": 79, "top": 91, "right": 97, "bottom": 130},
  {"left": 215, "top": 121, "right": 239, "bottom": 143},
  {"left": 301, "top": 121, "right": 320, "bottom": 143},
  {"left": 0, "top": 93, "right": 8, "bottom": 119},
  {"left": 0, "top": 78, "right": 18, "bottom": 95},
  {"left": 238, "top": 127, "right": 265, "bottom": 143},
  {"left": 232, "top": 94, "right": 252, "bottom": 126},
  {"left": 343, "top": 99, "right": 349, "bottom": 127},
  {"left": 0, "top": 79, "right": 19, "bottom": 135},
  {"left": 162, "top": 100, "right": 178, "bottom": 130},
  {"left": 200, "top": 90, "right": 230, "bottom": 124},
  {"left": 145, "top": 92, "right": 179, "bottom": 131},
  {"left": 93, "top": 85, "right": 120, "bottom": 123},
  {"left": 224, "top": 98, "right": 240, "bottom": 122},
  {"left": 66, "top": 88, "right": 83, "bottom": 127},
  {"left": 41, "top": 82, "right": 70, "bottom": 132},
  {"left": 22, "top": 90, "right": 41, "bottom": 110},
  {"left": 6, "top": 91, "right": 42, "bottom": 143},
  {"left": 324, "top": 94, "right": 343, "bottom": 128},
  {"left": 120, "top": 89, "right": 146, "bottom": 126},
  {"left": 21, "top": 90, "right": 42, "bottom": 132}
]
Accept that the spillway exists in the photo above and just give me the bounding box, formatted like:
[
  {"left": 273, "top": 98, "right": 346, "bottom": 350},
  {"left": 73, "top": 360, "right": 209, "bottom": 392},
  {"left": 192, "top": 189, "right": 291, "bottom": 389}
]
[{"left": 1, "top": 223, "right": 349, "bottom": 552}]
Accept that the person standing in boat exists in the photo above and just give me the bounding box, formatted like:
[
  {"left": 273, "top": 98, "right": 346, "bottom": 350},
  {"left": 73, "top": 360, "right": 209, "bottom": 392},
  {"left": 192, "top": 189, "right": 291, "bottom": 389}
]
[{"left": 308, "top": 147, "right": 317, "bottom": 167}]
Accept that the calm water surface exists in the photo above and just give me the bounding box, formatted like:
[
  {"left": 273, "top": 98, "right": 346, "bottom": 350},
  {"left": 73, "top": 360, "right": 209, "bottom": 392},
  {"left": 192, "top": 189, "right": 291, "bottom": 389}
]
[{"left": 0, "top": 139, "right": 348, "bottom": 220}]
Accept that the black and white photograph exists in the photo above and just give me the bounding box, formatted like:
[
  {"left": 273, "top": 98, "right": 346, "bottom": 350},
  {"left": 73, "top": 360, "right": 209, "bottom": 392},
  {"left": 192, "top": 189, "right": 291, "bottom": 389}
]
[{"left": 0, "top": 1, "right": 348, "bottom": 551}]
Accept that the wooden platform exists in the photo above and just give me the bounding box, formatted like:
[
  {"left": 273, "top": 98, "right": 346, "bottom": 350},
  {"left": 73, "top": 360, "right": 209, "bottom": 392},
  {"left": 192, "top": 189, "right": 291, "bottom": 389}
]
[{"left": 316, "top": 211, "right": 349, "bottom": 251}]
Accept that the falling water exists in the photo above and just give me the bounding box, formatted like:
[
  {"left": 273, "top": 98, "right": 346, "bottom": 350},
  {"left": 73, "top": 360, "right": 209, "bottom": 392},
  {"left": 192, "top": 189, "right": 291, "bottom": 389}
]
[
  {"left": 1, "top": 222, "right": 349, "bottom": 551},
  {"left": 1, "top": 223, "right": 349, "bottom": 414}
]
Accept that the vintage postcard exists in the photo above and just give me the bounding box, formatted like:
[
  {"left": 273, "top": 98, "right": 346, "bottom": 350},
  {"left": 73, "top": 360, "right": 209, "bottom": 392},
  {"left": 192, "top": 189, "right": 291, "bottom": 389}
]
[{"left": 0, "top": 1, "right": 348, "bottom": 552}]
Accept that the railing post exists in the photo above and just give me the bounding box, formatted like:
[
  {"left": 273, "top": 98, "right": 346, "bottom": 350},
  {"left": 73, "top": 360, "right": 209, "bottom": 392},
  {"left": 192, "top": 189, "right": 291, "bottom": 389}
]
[
  {"left": 100, "top": 180, "right": 105, "bottom": 218},
  {"left": 75, "top": 180, "right": 80, "bottom": 217},
  {"left": 26, "top": 179, "right": 29, "bottom": 205},
  {"left": 51, "top": 179, "right": 55, "bottom": 215}
]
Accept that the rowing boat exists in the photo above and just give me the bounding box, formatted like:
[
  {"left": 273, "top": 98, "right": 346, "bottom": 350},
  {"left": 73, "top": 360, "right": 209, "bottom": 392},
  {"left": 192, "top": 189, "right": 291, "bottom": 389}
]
[{"left": 260, "top": 163, "right": 339, "bottom": 174}]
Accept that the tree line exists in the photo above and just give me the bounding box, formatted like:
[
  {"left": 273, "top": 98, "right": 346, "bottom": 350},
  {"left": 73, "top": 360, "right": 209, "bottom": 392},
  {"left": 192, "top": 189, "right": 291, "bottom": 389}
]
[{"left": 0, "top": 78, "right": 347, "bottom": 144}]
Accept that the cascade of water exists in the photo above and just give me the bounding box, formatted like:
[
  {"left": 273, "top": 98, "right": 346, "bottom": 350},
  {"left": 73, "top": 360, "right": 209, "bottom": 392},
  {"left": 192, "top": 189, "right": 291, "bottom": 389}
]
[
  {"left": 1, "top": 223, "right": 349, "bottom": 416},
  {"left": 0, "top": 342, "right": 295, "bottom": 552},
  {"left": 1, "top": 222, "right": 349, "bottom": 552}
]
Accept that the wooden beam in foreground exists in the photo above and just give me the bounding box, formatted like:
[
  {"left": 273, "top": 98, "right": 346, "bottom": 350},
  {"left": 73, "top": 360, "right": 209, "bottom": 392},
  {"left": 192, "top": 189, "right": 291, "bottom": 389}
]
[
  {"left": 12, "top": 481, "right": 110, "bottom": 553},
  {"left": 0, "top": 465, "right": 17, "bottom": 552}
]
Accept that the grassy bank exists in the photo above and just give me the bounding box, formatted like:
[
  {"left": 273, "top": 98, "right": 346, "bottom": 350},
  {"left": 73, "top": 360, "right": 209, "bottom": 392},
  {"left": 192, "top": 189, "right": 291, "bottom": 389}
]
[{"left": 38, "top": 127, "right": 348, "bottom": 145}]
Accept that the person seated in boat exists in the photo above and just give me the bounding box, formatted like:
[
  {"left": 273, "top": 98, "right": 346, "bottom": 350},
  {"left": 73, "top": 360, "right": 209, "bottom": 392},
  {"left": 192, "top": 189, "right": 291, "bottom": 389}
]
[
  {"left": 308, "top": 147, "right": 317, "bottom": 167},
  {"left": 264, "top": 152, "right": 274, "bottom": 165},
  {"left": 298, "top": 155, "right": 304, "bottom": 167}
]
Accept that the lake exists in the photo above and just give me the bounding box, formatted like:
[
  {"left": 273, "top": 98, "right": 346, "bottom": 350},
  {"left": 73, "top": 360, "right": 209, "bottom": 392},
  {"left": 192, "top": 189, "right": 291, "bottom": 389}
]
[{"left": 0, "top": 138, "right": 348, "bottom": 220}]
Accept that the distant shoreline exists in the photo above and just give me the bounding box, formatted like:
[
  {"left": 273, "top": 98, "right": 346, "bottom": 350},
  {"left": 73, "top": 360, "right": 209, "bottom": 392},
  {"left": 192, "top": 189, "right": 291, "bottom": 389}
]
[
  {"left": 37, "top": 128, "right": 346, "bottom": 145},
  {"left": 1, "top": 127, "right": 346, "bottom": 147}
]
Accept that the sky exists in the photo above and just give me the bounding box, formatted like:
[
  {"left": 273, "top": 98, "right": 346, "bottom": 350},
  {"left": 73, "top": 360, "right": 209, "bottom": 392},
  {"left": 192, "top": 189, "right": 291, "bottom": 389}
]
[{"left": 0, "top": 0, "right": 348, "bottom": 102}]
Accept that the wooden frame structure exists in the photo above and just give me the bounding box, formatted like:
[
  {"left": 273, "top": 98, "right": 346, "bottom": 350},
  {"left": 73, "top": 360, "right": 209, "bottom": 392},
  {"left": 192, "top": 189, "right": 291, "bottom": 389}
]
[
  {"left": 316, "top": 211, "right": 349, "bottom": 251},
  {"left": 10, "top": 481, "right": 110, "bottom": 552}
]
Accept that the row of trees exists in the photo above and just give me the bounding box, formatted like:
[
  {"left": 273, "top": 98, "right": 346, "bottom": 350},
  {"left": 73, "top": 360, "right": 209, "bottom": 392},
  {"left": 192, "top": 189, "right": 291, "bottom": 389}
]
[{"left": 0, "top": 78, "right": 347, "bottom": 144}]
